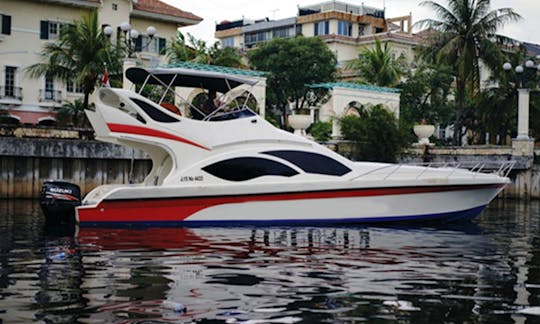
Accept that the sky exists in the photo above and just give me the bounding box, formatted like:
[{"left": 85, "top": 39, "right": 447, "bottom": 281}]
[{"left": 164, "top": 0, "right": 540, "bottom": 45}]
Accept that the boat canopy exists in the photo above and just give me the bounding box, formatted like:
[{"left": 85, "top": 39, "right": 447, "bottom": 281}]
[{"left": 126, "top": 67, "right": 258, "bottom": 93}]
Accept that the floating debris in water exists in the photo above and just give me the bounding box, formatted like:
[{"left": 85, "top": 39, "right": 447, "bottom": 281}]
[{"left": 383, "top": 300, "right": 420, "bottom": 311}]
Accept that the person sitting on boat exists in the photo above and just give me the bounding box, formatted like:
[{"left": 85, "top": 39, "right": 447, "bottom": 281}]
[
  {"left": 202, "top": 90, "right": 219, "bottom": 116},
  {"left": 191, "top": 90, "right": 219, "bottom": 120}
]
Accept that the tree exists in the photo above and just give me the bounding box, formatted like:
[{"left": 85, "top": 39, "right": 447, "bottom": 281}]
[
  {"left": 475, "top": 47, "right": 540, "bottom": 144},
  {"left": 26, "top": 10, "right": 122, "bottom": 110},
  {"left": 346, "top": 38, "right": 407, "bottom": 87},
  {"left": 167, "top": 32, "right": 197, "bottom": 62},
  {"left": 416, "top": 0, "right": 521, "bottom": 145},
  {"left": 248, "top": 36, "right": 337, "bottom": 126},
  {"left": 167, "top": 32, "right": 243, "bottom": 68},
  {"left": 399, "top": 59, "right": 454, "bottom": 126},
  {"left": 56, "top": 98, "right": 86, "bottom": 128},
  {"left": 340, "top": 105, "right": 404, "bottom": 162}
]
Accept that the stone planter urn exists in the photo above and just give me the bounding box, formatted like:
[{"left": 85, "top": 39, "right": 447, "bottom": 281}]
[
  {"left": 413, "top": 124, "right": 435, "bottom": 146},
  {"left": 288, "top": 114, "right": 312, "bottom": 136}
]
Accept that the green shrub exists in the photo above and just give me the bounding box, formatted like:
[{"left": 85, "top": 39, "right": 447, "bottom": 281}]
[
  {"left": 307, "top": 121, "right": 332, "bottom": 142},
  {"left": 340, "top": 105, "right": 404, "bottom": 162}
]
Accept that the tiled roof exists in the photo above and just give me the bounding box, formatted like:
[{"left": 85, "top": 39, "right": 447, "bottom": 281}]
[
  {"left": 161, "top": 62, "right": 267, "bottom": 77},
  {"left": 133, "top": 0, "right": 202, "bottom": 23},
  {"left": 309, "top": 82, "right": 400, "bottom": 93}
]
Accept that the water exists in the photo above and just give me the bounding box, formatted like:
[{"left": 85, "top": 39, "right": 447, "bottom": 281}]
[{"left": 0, "top": 200, "right": 539, "bottom": 323}]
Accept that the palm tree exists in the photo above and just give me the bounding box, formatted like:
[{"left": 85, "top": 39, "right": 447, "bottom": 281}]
[
  {"left": 346, "top": 38, "right": 407, "bottom": 87},
  {"left": 27, "top": 10, "right": 122, "bottom": 110},
  {"left": 167, "top": 32, "right": 197, "bottom": 63},
  {"left": 416, "top": 0, "right": 521, "bottom": 145},
  {"left": 56, "top": 98, "right": 86, "bottom": 128}
]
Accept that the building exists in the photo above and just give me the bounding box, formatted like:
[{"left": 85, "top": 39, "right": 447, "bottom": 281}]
[
  {"left": 0, "top": 0, "right": 201, "bottom": 125},
  {"left": 215, "top": 1, "right": 418, "bottom": 65},
  {"left": 215, "top": 1, "right": 418, "bottom": 138}
]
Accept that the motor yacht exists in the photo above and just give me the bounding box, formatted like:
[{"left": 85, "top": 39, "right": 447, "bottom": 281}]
[{"left": 41, "top": 66, "right": 514, "bottom": 226}]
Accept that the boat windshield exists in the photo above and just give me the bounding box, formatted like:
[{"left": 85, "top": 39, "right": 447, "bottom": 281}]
[
  {"left": 205, "top": 105, "right": 256, "bottom": 121},
  {"left": 125, "top": 66, "right": 260, "bottom": 122}
]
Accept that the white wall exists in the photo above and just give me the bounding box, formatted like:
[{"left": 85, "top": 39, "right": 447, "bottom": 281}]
[{"left": 319, "top": 86, "right": 400, "bottom": 139}]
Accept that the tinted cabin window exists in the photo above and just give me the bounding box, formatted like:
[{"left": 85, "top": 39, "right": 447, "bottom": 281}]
[
  {"left": 263, "top": 150, "right": 351, "bottom": 176},
  {"left": 202, "top": 157, "right": 298, "bottom": 181},
  {"left": 130, "top": 98, "right": 179, "bottom": 123}
]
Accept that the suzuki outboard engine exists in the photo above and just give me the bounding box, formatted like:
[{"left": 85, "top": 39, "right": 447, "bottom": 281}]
[{"left": 40, "top": 180, "right": 81, "bottom": 224}]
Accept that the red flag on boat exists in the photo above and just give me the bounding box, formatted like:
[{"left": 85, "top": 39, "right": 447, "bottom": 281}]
[{"left": 102, "top": 66, "right": 110, "bottom": 87}]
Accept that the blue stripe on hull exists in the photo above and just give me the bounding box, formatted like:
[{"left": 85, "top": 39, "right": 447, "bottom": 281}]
[{"left": 79, "top": 205, "right": 487, "bottom": 228}]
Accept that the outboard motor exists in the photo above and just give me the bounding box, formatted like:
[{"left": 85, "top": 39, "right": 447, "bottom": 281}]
[{"left": 40, "top": 180, "right": 81, "bottom": 224}]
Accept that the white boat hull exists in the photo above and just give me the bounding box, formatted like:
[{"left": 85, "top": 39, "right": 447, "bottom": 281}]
[
  {"left": 66, "top": 73, "right": 515, "bottom": 227},
  {"left": 76, "top": 183, "right": 505, "bottom": 226}
]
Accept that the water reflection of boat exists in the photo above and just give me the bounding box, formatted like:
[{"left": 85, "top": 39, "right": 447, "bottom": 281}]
[
  {"left": 76, "top": 224, "right": 482, "bottom": 253},
  {"left": 76, "top": 227, "right": 374, "bottom": 251},
  {"left": 77, "top": 227, "right": 207, "bottom": 250},
  {"left": 73, "top": 224, "right": 506, "bottom": 322},
  {"left": 43, "top": 66, "right": 513, "bottom": 226}
]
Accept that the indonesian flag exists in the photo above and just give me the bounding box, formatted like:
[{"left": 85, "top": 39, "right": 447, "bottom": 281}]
[{"left": 102, "top": 66, "right": 110, "bottom": 87}]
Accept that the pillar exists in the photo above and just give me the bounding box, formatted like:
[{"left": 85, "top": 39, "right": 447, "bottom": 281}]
[
  {"left": 122, "top": 58, "right": 136, "bottom": 90},
  {"left": 517, "top": 88, "right": 530, "bottom": 140}
]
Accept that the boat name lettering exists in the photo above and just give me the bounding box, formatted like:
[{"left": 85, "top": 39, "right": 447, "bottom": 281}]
[{"left": 180, "top": 176, "right": 204, "bottom": 182}]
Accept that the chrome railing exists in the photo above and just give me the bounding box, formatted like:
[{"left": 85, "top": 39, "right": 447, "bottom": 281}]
[{"left": 352, "top": 160, "right": 516, "bottom": 181}]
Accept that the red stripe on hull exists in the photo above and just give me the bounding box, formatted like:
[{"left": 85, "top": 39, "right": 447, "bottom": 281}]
[
  {"left": 77, "top": 184, "right": 505, "bottom": 223},
  {"left": 107, "top": 123, "right": 210, "bottom": 151}
]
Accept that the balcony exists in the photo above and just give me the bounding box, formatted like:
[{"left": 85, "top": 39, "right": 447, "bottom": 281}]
[
  {"left": 39, "top": 89, "right": 62, "bottom": 104},
  {"left": 0, "top": 86, "right": 23, "bottom": 101}
]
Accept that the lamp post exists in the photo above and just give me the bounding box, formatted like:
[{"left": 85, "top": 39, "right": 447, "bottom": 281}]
[
  {"left": 103, "top": 23, "right": 156, "bottom": 89},
  {"left": 503, "top": 57, "right": 539, "bottom": 155}
]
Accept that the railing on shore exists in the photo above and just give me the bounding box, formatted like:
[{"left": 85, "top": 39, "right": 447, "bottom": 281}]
[{"left": 0, "top": 124, "right": 94, "bottom": 139}]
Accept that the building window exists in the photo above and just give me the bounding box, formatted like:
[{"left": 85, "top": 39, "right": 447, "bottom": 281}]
[
  {"left": 134, "top": 36, "right": 166, "bottom": 54},
  {"left": 245, "top": 31, "right": 269, "bottom": 46},
  {"left": 40, "top": 20, "right": 65, "bottom": 40},
  {"left": 1, "top": 14, "right": 11, "bottom": 35},
  {"left": 112, "top": 3, "right": 118, "bottom": 11},
  {"left": 314, "top": 21, "right": 329, "bottom": 36},
  {"left": 295, "top": 24, "right": 302, "bottom": 36},
  {"left": 338, "top": 21, "right": 352, "bottom": 36},
  {"left": 3, "top": 66, "right": 17, "bottom": 98},
  {"left": 272, "top": 27, "right": 290, "bottom": 39},
  {"left": 66, "top": 80, "right": 83, "bottom": 93},
  {"left": 221, "top": 37, "right": 234, "bottom": 48},
  {"left": 359, "top": 24, "right": 366, "bottom": 36},
  {"left": 44, "top": 75, "right": 54, "bottom": 100},
  {"left": 202, "top": 157, "right": 299, "bottom": 182},
  {"left": 49, "top": 22, "right": 58, "bottom": 39}
]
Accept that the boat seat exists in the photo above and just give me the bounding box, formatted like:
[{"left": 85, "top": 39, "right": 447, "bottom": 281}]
[{"left": 160, "top": 103, "right": 181, "bottom": 116}]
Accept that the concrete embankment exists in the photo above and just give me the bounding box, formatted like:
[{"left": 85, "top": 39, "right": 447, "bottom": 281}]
[
  {"left": 1, "top": 137, "right": 539, "bottom": 199},
  {"left": 0, "top": 137, "right": 151, "bottom": 199}
]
